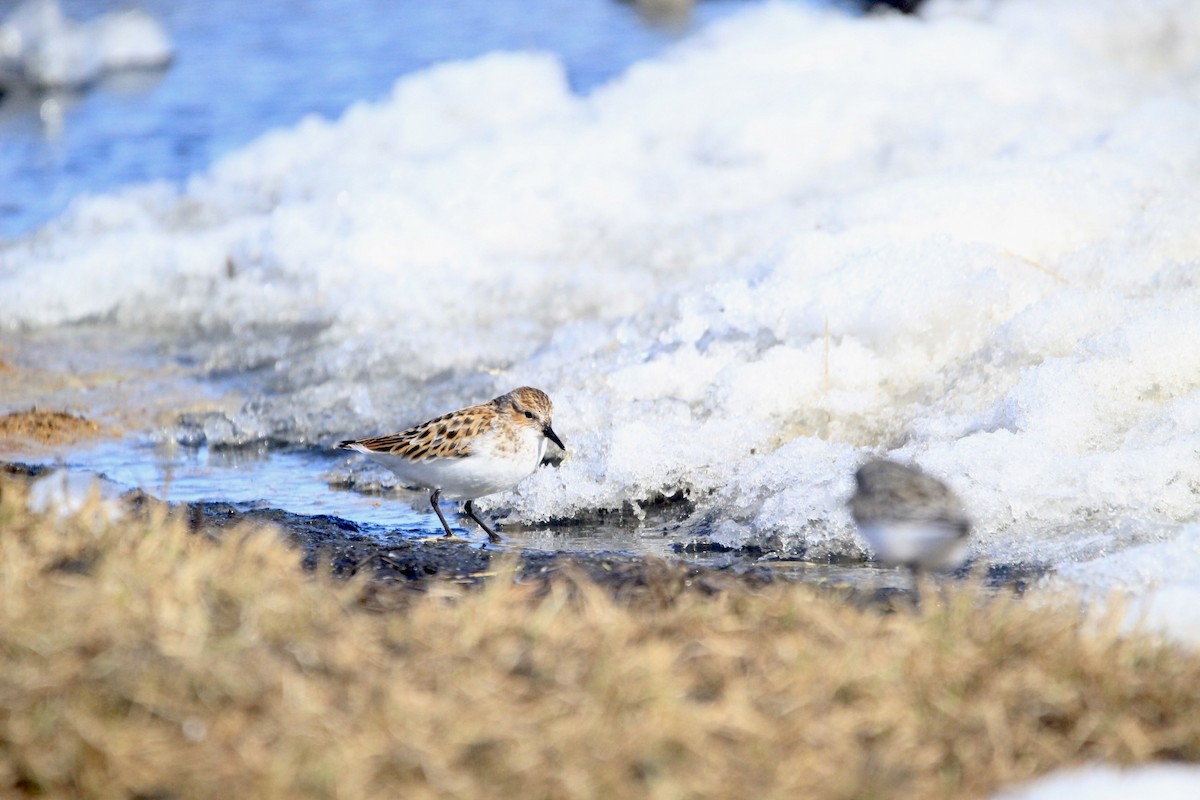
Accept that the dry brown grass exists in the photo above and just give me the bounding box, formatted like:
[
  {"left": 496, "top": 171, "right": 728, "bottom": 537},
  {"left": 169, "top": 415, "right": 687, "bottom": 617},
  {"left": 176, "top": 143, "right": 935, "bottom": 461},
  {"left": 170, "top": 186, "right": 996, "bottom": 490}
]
[{"left": 2, "top": 477, "right": 1199, "bottom": 799}]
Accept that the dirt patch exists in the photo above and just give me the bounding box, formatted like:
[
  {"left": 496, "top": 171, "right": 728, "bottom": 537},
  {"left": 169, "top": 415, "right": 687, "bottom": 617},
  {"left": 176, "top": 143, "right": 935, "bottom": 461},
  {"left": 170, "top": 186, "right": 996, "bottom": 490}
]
[{"left": 0, "top": 408, "right": 103, "bottom": 445}]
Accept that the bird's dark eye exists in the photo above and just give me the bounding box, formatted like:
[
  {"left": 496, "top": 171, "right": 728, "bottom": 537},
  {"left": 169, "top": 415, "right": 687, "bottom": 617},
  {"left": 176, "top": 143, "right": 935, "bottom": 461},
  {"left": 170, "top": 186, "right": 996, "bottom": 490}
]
[{"left": 524, "top": 411, "right": 534, "bottom": 419}]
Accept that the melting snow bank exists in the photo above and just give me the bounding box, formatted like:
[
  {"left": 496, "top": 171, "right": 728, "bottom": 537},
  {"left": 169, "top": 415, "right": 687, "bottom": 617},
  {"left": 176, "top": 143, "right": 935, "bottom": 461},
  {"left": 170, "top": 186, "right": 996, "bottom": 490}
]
[
  {"left": 994, "top": 764, "right": 1200, "bottom": 800},
  {"left": 3, "top": 0, "right": 1200, "bottom": 568},
  {"left": 1044, "top": 525, "right": 1200, "bottom": 648},
  {"left": 0, "top": 0, "right": 172, "bottom": 90}
]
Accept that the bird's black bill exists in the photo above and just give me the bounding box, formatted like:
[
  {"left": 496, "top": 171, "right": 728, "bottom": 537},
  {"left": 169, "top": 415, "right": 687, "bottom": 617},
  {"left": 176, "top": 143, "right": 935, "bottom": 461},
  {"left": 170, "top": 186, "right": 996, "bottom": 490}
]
[{"left": 544, "top": 425, "right": 565, "bottom": 450}]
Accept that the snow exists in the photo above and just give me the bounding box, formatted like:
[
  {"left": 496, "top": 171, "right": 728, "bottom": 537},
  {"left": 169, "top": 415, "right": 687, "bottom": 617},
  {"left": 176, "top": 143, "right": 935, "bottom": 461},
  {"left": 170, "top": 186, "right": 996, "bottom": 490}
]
[
  {"left": 1045, "top": 525, "right": 1200, "bottom": 648},
  {"left": 3, "top": 0, "right": 1200, "bottom": 593},
  {"left": 993, "top": 763, "right": 1200, "bottom": 800}
]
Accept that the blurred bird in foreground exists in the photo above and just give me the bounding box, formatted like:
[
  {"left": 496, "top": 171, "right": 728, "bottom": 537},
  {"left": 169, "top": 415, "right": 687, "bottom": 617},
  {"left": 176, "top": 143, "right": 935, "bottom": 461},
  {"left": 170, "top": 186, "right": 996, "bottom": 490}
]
[{"left": 849, "top": 458, "right": 971, "bottom": 575}]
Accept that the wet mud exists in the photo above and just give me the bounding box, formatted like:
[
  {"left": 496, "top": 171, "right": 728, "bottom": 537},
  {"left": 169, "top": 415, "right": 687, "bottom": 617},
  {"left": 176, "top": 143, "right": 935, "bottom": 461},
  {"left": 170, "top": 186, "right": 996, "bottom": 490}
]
[{"left": 189, "top": 499, "right": 788, "bottom": 603}]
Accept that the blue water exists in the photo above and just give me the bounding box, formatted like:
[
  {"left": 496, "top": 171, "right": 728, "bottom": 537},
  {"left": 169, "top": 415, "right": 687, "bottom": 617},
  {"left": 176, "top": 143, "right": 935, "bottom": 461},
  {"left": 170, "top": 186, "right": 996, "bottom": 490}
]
[
  {"left": 73, "top": 437, "right": 705, "bottom": 559},
  {"left": 0, "top": 0, "right": 756, "bottom": 238}
]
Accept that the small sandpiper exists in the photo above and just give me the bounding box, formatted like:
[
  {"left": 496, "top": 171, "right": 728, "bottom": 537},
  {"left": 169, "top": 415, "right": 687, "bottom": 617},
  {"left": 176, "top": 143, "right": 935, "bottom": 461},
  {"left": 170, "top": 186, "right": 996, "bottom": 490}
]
[{"left": 338, "top": 387, "right": 564, "bottom": 543}]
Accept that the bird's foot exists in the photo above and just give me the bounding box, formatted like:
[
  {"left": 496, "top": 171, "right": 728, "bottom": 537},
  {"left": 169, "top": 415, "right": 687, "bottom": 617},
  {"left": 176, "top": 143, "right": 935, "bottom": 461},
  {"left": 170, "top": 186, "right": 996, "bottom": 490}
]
[{"left": 416, "top": 533, "right": 471, "bottom": 544}]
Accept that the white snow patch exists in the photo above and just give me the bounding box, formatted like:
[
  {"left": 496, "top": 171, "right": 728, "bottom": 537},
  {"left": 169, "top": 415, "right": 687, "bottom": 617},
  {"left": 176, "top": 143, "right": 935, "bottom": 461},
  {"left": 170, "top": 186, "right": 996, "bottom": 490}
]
[{"left": 993, "top": 763, "right": 1200, "bottom": 800}]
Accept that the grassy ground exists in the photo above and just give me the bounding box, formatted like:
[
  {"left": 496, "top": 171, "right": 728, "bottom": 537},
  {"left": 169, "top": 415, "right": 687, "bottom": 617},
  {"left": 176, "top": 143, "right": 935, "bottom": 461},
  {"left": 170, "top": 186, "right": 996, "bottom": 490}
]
[{"left": 2, "top": 477, "right": 1199, "bottom": 799}]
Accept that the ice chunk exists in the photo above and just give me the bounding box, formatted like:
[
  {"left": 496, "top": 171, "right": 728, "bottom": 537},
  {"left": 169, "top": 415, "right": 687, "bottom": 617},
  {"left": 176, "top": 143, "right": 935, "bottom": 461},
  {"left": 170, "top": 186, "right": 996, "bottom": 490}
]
[
  {"left": 91, "top": 8, "right": 172, "bottom": 72},
  {"left": 0, "top": 0, "right": 171, "bottom": 89}
]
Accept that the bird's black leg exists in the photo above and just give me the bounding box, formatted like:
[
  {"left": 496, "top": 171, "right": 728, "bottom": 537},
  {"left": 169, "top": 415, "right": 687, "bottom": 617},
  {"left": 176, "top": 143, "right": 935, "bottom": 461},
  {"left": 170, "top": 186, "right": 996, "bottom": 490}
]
[
  {"left": 429, "top": 489, "right": 455, "bottom": 538},
  {"left": 909, "top": 564, "right": 926, "bottom": 613},
  {"left": 464, "top": 500, "right": 502, "bottom": 544}
]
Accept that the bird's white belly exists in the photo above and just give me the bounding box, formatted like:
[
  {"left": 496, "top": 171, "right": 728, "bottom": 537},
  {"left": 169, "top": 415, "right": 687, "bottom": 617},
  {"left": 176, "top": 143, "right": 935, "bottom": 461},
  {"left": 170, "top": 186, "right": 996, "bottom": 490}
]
[
  {"left": 859, "top": 521, "right": 968, "bottom": 570},
  {"left": 361, "top": 433, "right": 544, "bottom": 500}
]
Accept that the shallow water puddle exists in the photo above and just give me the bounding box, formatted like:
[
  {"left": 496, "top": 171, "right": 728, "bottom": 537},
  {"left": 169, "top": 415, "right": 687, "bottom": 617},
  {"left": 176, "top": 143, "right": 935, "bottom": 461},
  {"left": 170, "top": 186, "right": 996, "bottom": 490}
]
[{"left": 60, "top": 439, "right": 692, "bottom": 557}]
